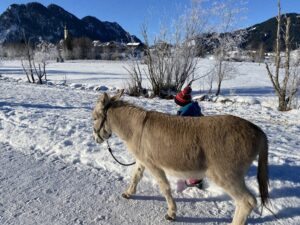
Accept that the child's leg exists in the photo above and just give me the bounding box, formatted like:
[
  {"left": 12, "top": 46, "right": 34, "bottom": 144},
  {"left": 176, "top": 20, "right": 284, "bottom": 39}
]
[{"left": 185, "top": 179, "right": 204, "bottom": 189}]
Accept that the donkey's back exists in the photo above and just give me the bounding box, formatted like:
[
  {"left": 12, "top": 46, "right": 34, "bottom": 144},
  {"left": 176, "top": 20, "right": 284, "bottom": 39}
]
[{"left": 143, "top": 113, "right": 266, "bottom": 174}]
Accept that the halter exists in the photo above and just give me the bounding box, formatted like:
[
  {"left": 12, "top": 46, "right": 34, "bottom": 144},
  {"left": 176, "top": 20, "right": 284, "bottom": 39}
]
[
  {"left": 98, "top": 103, "right": 110, "bottom": 131},
  {"left": 98, "top": 102, "right": 136, "bottom": 167}
]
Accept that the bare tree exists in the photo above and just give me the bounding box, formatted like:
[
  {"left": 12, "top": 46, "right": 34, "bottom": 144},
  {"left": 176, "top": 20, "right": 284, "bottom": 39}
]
[
  {"left": 133, "top": 1, "right": 208, "bottom": 98},
  {"left": 21, "top": 32, "right": 55, "bottom": 84},
  {"left": 123, "top": 33, "right": 145, "bottom": 96},
  {"left": 124, "top": 54, "right": 144, "bottom": 96},
  {"left": 21, "top": 32, "right": 35, "bottom": 83},
  {"left": 141, "top": 24, "right": 174, "bottom": 97},
  {"left": 209, "top": 0, "right": 247, "bottom": 96},
  {"left": 125, "top": 0, "right": 246, "bottom": 98},
  {"left": 34, "top": 42, "right": 58, "bottom": 83},
  {"left": 265, "top": 0, "right": 300, "bottom": 111},
  {"left": 212, "top": 53, "right": 238, "bottom": 96},
  {"left": 32, "top": 60, "right": 46, "bottom": 84}
]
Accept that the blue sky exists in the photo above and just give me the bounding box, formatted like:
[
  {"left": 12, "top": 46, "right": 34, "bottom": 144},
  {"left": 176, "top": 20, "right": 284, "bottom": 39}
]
[{"left": 0, "top": 0, "right": 299, "bottom": 40}]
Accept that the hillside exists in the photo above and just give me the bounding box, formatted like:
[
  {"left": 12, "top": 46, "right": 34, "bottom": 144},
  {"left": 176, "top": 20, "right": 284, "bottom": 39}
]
[
  {"left": 243, "top": 13, "right": 300, "bottom": 51},
  {"left": 0, "top": 2, "right": 140, "bottom": 44}
]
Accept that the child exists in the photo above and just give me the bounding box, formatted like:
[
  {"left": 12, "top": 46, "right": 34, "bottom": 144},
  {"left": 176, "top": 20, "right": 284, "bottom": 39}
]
[{"left": 175, "top": 84, "right": 204, "bottom": 190}]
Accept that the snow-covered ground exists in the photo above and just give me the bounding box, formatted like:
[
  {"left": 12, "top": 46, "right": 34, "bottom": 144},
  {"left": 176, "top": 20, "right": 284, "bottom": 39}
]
[
  {"left": 0, "top": 60, "right": 300, "bottom": 225},
  {"left": 0, "top": 59, "right": 273, "bottom": 92}
]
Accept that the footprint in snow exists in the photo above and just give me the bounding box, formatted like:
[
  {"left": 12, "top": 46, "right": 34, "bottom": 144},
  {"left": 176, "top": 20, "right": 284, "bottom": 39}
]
[
  {"left": 45, "top": 188, "right": 55, "bottom": 194},
  {"left": 72, "top": 158, "right": 81, "bottom": 164},
  {"left": 63, "top": 140, "right": 73, "bottom": 146}
]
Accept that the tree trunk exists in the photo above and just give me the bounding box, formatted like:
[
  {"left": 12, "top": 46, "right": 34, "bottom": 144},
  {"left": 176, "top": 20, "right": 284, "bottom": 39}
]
[
  {"left": 43, "top": 62, "right": 47, "bottom": 82},
  {"left": 274, "top": 0, "right": 281, "bottom": 88},
  {"left": 278, "top": 94, "right": 288, "bottom": 111},
  {"left": 215, "top": 80, "right": 221, "bottom": 96},
  {"left": 215, "top": 60, "right": 223, "bottom": 96}
]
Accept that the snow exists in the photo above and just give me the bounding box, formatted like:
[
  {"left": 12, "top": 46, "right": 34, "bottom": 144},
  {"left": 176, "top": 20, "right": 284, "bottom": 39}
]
[
  {"left": 127, "top": 42, "right": 141, "bottom": 46},
  {"left": 0, "top": 59, "right": 276, "bottom": 96},
  {"left": 0, "top": 59, "right": 300, "bottom": 224}
]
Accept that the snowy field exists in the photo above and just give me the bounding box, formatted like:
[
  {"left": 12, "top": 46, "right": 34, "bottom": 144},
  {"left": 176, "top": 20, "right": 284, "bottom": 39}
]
[
  {"left": 0, "top": 59, "right": 274, "bottom": 92},
  {"left": 0, "top": 59, "right": 300, "bottom": 225}
]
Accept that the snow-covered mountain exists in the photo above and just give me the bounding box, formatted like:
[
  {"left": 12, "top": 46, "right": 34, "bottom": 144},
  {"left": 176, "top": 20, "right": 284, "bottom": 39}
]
[
  {"left": 243, "top": 13, "right": 300, "bottom": 52},
  {"left": 194, "top": 13, "right": 300, "bottom": 53},
  {"left": 0, "top": 2, "right": 141, "bottom": 44}
]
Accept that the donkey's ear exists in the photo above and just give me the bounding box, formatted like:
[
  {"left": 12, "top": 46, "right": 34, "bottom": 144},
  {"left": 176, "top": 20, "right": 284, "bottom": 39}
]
[
  {"left": 97, "top": 92, "right": 110, "bottom": 107},
  {"left": 111, "top": 89, "right": 124, "bottom": 101},
  {"left": 102, "top": 92, "right": 110, "bottom": 106}
]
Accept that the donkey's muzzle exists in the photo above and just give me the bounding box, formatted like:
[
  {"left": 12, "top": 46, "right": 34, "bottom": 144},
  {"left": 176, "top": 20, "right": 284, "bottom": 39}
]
[{"left": 93, "top": 130, "right": 104, "bottom": 144}]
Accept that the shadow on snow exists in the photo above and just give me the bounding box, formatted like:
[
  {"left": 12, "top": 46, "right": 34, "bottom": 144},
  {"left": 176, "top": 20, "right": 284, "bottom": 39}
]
[{"left": 0, "top": 101, "right": 92, "bottom": 110}]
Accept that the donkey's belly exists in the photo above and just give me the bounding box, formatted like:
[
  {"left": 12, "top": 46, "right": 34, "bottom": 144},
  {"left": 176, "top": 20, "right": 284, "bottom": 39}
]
[{"left": 163, "top": 167, "right": 206, "bottom": 179}]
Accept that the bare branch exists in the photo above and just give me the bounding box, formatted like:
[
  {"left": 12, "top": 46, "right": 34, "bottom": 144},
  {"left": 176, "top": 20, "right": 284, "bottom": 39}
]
[
  {"left": 265, "top": 0, "right": 300, "bottom": 110},
  {"left": 265, "top": 62, "right": 280, "bottom": 94}
]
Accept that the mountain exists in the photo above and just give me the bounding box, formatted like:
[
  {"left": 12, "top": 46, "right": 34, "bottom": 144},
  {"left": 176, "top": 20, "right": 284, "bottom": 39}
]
[
  {"left": 0, "top": 2, "right": 140, "bottom": 44},
  {"left": 242, "top": 13, "right": 300, "bottom": 51},
  {"left": 1, "top": 2, "right": 298, "bottom": 51},
  {"left": 195, "top": 13, "right": 300, "bottom": 53}
]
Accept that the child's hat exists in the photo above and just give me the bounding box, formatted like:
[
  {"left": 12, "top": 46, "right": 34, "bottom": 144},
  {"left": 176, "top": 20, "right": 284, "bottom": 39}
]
[{"left": 175, "top": 85, "right": 192, "bottom": 106}]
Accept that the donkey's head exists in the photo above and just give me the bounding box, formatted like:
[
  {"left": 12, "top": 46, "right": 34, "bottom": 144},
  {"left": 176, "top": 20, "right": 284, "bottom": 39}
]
[{"left": 92, "top": 90, "right": 124, "bottom": 144}]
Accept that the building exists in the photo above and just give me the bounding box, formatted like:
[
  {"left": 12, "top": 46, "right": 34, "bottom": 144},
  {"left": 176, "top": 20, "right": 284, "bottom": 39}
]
[{"left": 64, "top": 25, "right": 68, "bottom": 40}]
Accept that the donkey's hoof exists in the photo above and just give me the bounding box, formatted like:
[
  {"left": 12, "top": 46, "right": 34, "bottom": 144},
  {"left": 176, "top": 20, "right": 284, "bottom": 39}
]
[
  {"left": 121, "top": 193, "right": 131, "bottom": 199},
  {"left": 165, "top": 214, "right": 176, "bottom": 221}
]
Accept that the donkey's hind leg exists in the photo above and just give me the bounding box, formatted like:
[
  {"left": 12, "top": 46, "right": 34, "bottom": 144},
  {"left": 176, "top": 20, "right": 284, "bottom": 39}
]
[
  {"left": 211, "top": 175, "right": 256, "bottom": 225},
  {"left": 210, "top": 173, "right": 256, "bottom": 225},
  {"left": 231, "top": 185, "right": 257, "bottom": 225},
  {"left": 146, "top": 164, "right": 177, "bottom": 221},
  {"left": 122, "top": 162, "right": 145, "bottom": 199}
]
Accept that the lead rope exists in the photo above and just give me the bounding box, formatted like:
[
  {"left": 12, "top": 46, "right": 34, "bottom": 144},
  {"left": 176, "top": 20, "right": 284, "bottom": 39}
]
[
  {"left": 103, "top": 103, "right": 135, "bottom": 166},
  {"left": 106, "top": 140, "right": 136, "bottom": 166},
  {"left": 106, "top": 111, "right": 149, "bottom": 167}
]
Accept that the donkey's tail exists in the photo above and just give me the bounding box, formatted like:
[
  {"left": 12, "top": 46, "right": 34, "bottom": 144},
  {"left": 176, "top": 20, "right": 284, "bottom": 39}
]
[{"left": 257, "top": 132, "right": 269, "bottom": 207}]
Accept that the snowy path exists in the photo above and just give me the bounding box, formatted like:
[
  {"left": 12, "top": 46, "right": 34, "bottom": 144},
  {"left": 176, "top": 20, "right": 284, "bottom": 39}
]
[
  {"left": 3, "top": 142, "right": 298, "bottom": 225},
  {"left": 0, "top": 142, "right": 185, "bottom": 225},
  {"left": 0, "top": 143, "right": 241, "bottom": 225},
  {"left": 1, "top": 78, "right": 300, "bottom": 224}
]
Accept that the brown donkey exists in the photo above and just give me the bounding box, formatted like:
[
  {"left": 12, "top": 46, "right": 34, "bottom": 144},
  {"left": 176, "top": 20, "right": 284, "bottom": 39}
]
[{"left": 92, "top": 91, "right": 269, "bottom": 225}]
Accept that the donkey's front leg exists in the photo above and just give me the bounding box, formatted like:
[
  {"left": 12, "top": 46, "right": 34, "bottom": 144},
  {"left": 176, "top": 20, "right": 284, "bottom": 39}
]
[
  {"left": 122, "top": 162, "right": 145, "bottom": 199},
  {"left": 146, "top": 164, "right": 177, "bottom": 221}
]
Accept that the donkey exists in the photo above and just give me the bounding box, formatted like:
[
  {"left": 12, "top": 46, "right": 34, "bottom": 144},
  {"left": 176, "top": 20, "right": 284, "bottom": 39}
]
[{"left": 92, "top": 91, "right": 269, "bottom": 225}]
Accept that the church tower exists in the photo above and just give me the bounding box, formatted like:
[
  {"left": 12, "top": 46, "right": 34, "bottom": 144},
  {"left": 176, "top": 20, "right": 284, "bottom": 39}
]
[{"left": 64, "top": 25, "right": 68, "bottom": 40}]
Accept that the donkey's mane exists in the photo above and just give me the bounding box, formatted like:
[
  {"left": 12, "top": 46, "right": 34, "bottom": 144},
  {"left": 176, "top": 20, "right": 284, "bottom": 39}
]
[
  {"left": 110, "top": 99, "right": 161, "bottom": 116},
  {"left": 110, "top": 100, "right": 140, "bottom": 110}
]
